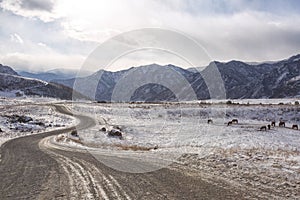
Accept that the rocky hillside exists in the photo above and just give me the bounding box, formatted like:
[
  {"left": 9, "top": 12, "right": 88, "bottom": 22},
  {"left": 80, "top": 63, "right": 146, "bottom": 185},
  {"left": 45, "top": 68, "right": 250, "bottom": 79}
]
[
  {"left": 53, "top": 54, "right": 300, "bottom": 102},
  {"left": 0, "top": 64, "right": 19, "bottom": 76},
  {"left": 4, "top": 54, "right": 299, "bottom": 101},
  {"left": 0, "top": 65, "right": 86, "bottom": 100}
]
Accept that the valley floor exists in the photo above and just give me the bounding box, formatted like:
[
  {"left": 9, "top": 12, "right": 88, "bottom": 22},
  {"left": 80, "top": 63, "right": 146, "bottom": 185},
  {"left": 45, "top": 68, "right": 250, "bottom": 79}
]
[{"left": 0, "top": 97, "right": 299, "bottom": 199}]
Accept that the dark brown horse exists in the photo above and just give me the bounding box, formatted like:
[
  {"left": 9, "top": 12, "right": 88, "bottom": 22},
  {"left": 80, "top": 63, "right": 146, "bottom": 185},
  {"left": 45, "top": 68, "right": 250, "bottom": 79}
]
[
  {"left": 260, "top": 126, "right": 267, "bottom": 131},
  {"left": 227, "top": 121, "right": 233, "bottom": 126},
  {"left": 271, "top": 121, "right": 276, "bottom": 127},
  {"left": 279, "top": 121, "right": 285, "bottom": 127},
  {"left": 108, "top": 129, "right": 122, "bottom": 139},
  {"left": 207, "top": 119, "right": 213, "bottom": 124},
  {"left": 232, "top": 119, "right": 238, "bottom": 124},
  {"left": 292, "top": 124, "right": 298, "bottom": 130},
  {"left": 267, "top": 124, "right": 271, "bottom": 130}
]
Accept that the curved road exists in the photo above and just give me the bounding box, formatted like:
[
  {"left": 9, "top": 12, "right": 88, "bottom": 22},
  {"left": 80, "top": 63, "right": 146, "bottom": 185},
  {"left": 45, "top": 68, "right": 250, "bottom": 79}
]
[{"left": 0, "top": 104, "right": 249, "bottom": 200}]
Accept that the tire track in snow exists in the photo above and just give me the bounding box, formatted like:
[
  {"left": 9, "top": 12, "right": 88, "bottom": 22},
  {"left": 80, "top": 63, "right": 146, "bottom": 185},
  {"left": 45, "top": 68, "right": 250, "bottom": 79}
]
[
  {"left": 40, "top": 139, "right": 97, "bottom": 199},
  {"left": 40, "top": 137, "right": 132, "bottom": 200},
  {"left": 108, "top": 175, "right": 132, "bottom": 200},
  {"left": 73, "top": 157, "right": 132, "bottom": 200},
  {"left": 47, "top": 151, "right": 94, "bottom": 199},
  {"left": 86, "top": 170, "right": 109, "bottom": 200}
]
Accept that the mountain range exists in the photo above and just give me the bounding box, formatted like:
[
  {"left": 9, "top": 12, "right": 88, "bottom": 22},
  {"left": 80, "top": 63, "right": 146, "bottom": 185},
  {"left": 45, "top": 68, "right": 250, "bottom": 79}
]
[
  {"left": 0, "top": 54, "right": 299, "bottom": 101},
  {"left": 53, "top": 54, "right": 300, "bottom": 101},
  {"left": 0, "top": 64, "right": 85, "bottom": 99}
]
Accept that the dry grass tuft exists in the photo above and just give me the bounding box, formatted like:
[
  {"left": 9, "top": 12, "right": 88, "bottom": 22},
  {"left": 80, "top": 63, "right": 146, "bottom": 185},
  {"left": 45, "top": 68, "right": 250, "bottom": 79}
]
[{"left": 113, "top": 144, "right": 157, "bottom": 151}]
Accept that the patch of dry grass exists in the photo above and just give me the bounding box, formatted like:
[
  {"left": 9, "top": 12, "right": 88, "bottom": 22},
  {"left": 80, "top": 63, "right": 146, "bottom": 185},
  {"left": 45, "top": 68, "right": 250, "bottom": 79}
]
[
  {"left": 67, "top": 137, "right": 83, "bottom": 145},
  {"left": 113, "top": 144, "right": 157, "bottom": 151}
]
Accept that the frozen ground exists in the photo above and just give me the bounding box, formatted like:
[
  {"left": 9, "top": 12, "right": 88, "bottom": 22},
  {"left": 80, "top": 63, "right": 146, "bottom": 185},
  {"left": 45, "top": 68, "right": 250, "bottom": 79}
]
[
  {"left": 0, "top": 96, "right": 69, "bottom": 106},
  {"left": 69, "top": 101, "right": 300, "bottom": 151},
  {"left": 1, "top": 97, "right": 299, "bottom": 198},
  {"left": 196, "top": 98, "right": 300, "bottom": 105},
  {"left": 0, "top": 98, "right": 77, "bottom": 147},
  {"left": 55, "top": 99, "right": 300, "bottom": 198}
]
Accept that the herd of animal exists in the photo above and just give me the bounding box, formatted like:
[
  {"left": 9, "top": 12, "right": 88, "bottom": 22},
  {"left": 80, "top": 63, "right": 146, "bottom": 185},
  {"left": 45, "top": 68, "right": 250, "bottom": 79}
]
[
  {"left": 207, "top": 119, "right": 299, "bottom": 131},
  {"left": 259, "top": 120, "right": 299, "bottom": 131}
]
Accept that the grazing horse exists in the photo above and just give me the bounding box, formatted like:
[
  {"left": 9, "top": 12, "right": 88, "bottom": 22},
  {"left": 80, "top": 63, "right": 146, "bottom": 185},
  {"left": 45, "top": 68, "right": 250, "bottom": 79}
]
[
  {"left": 260, "top": 126, "right": 267, "bottom": 131},
  {"left": 227, "top": 121, "right": 233, "bottom": 126},
  {"left": 207, "top": 119, "right": 213, "bottom": 124},
  {"left": 108, "top": 129, "right": 122, "bottom": 139},
  {"left": 292, "top": 124, "right": 298, "bottom": 130},
  {"left": 279, "top": 121, "right": 285, "bottom": 127},
  {"left": 271, "top": 121, "right": 276, "bottom": 127},
  {"left": 267, "top": 125, "right": 271, "bottom": 130},
  {"left": 232, "top": 119, "right": 238, "bottom": 124}
]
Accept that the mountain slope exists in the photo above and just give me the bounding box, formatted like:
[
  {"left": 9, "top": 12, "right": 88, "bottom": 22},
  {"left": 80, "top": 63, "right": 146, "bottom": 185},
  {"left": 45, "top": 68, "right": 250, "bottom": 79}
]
[
  {"left": 53, "top": 64, "right": 209, "bottom": 101},
  {"left": 0, "top": 64, "right": 19, "bottom": 76},
  {"left": 53, "top": 54, "right": 300, "bottom": 101},
  {"left": 18, "top": 68, "right": 93, "bottom": 82},
  {"left": 18, "top": 71, "right": 75, "bottom": 82},
  {"left": 3, "top": 54, "right": 299, "bottom": 101},
  {"left": 254, "top": 55, "right": 300, "bottom": 98},
  {"left": 0, "top": 65, "right": 86, "bottom": 99}
]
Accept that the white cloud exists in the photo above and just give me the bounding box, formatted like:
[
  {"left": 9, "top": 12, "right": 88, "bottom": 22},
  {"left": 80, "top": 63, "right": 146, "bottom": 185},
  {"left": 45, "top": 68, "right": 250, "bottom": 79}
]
[
  {"left": 1, "top": 0, "right": 300, "bottom": 71},
  {"left": 54, "top": 1, "right": 300, "bottom": 63},
  {"left": 0, "top": 0, "right": 59, "bottom": 22},
  {"left": 10, "top": 33, "right": 24, "bottom": 44},
  {"left": 0, "top": 52, "right": 85, "bottom": 72},
  {"left": 37, "top": 42, "right": 47, "bottom": 47}
]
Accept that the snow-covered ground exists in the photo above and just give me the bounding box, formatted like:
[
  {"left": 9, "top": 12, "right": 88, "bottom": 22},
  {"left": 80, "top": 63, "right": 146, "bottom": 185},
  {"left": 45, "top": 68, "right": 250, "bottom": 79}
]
[
  {"left": 69, "top": 101, "right": 300, "bottom": 150},
  {"left": 0, "top": 98, "right": 77, "bottom": 147},
  {"left": 0, "top": 96, "right": 69, "bottom": 106},
  {"left": 194, "top": 98, "right": 300, "bottom": 105},
  {"left": 1, "top": 97, "right": 299, "bottom": 197},
  {"left": 55, "top": 100, "right": 300, "bottom": 198}
]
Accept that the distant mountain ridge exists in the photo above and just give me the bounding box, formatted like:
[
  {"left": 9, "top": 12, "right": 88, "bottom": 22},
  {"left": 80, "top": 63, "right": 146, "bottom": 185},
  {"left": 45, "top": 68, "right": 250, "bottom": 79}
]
[
  {"left": 52, "top": 54, "right": 300, "bottom": 101},
  {"left": 0, "top": 65, "right": 86, "bottom": 99},
  {"left": 18, "top": 71, "right": 72, "bottom": 82},
  {"left": 1, "top": 54, "right": 300, "bottom": 101},
  {"left": 17, "top": 68, "right": 93, "bottom": 82}
]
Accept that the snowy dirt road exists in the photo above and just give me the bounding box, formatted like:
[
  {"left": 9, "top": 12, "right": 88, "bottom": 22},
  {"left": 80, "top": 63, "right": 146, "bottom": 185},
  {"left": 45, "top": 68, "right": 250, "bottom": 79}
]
[{"left": 0, "top": 104, "right": 252, "bottom": 200}]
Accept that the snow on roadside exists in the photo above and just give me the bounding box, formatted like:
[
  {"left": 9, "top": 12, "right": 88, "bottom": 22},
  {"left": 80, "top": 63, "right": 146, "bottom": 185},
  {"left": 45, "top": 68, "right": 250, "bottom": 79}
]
[
  {"left": 0, "top": 100, "right": 76, "bottom": 147},
  {"left": 0, "top": 96, "right": 58, "bottom": 106},
  {"left": 70, "top": 102, "right": 300, "bottom": 150},
  {"left": 194, "top": 98, "right": 300, "bottom": 105},
  {"left": 3, "top": 99, "right": 295, "bottom": 197},
  {"left": 62, "top": 101, "right": 300, "bottom": 198}
]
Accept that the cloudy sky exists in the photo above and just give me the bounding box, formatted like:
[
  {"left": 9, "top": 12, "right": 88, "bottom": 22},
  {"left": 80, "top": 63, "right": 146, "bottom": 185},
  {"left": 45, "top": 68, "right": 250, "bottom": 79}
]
[{"left": 0, "top": 0, "right": 300, "bottom": 72}]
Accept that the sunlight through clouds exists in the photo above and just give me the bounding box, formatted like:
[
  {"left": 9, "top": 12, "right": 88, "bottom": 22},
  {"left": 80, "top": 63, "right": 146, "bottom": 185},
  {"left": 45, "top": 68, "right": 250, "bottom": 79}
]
[{"left": 0, "top": 0, "right": 300, "bottom": 71}]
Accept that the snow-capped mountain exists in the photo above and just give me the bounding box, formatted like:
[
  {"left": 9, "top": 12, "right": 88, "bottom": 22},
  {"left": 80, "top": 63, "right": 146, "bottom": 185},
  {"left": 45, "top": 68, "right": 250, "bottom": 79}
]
[
  {"left": 53, "top": 54, "right": 300, "bottom": 101},
  {"left": 0, "top": 65, "right": 85, "bottom": 99}
]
